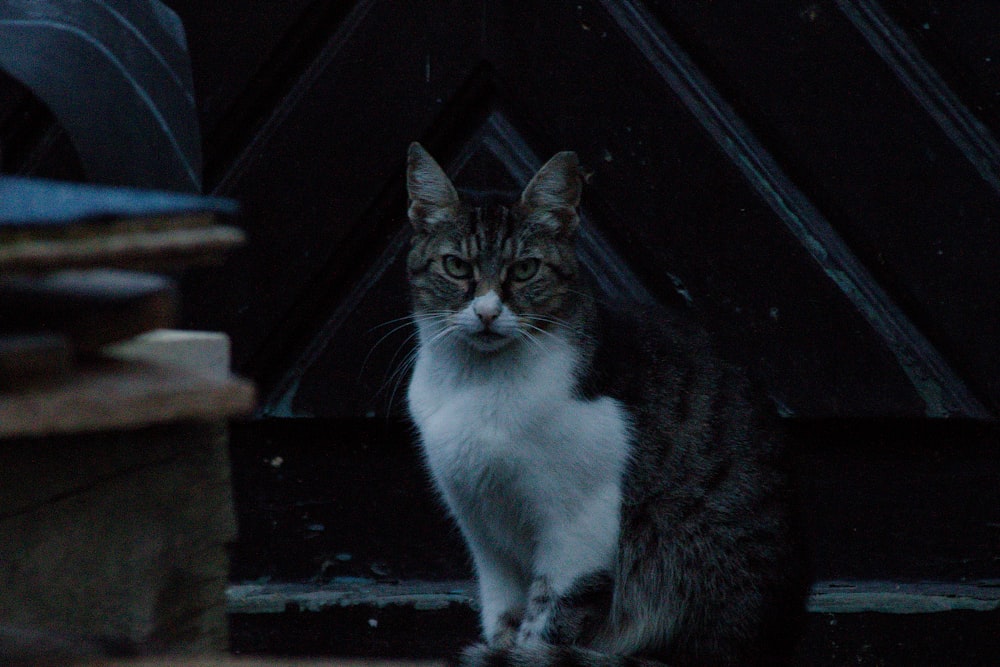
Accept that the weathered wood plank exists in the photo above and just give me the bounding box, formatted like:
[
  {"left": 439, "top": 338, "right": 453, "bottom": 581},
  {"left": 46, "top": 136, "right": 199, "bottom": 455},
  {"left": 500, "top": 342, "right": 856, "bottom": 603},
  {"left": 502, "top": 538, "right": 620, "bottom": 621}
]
[
  {"left": 0, "top": 224, "right": 246, "bottom": 273},
  {"left": 0, "top": 331, "right": 254, "bottom": 438}
]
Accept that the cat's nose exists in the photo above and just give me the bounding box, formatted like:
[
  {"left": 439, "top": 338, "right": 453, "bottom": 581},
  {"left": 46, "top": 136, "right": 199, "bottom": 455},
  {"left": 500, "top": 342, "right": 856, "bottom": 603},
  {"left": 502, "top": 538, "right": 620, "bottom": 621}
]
[{"left": 472, "top": 291, "right": 502, "bottom": 327}]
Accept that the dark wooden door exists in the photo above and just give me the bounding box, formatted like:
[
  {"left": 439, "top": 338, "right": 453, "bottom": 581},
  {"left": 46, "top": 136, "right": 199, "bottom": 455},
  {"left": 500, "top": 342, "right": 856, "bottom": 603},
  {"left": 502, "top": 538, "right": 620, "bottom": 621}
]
[{"left": 173, "top": 0, "right": 998, "bottom": 422}]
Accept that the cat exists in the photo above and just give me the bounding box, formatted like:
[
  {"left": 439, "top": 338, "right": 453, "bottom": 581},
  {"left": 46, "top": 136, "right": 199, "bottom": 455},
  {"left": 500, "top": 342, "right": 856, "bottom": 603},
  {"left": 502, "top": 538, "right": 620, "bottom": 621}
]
[{"left": 404, "top": 142, "right": 808, "bottom": 667}]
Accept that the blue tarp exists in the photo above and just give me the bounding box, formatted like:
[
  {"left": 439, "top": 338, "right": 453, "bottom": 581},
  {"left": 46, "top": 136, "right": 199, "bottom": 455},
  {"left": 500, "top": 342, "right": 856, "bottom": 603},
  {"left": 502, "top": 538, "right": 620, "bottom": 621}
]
[{"left": 0, "top": 176, "right": 237, "bottom": 227}]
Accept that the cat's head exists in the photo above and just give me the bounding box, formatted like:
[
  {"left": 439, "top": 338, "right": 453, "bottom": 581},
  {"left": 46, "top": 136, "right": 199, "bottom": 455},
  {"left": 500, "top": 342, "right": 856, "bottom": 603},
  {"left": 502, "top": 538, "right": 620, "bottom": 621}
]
[{"left": 406, "top": 142, "right": 584, "bottom": 353}]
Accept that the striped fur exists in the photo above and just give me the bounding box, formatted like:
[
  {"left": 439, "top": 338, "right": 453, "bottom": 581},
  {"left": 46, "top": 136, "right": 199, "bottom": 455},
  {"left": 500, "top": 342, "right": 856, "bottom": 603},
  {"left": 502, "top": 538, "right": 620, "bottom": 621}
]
[{"left": 405, "top": 144, "right": 808, "bottom": 667}]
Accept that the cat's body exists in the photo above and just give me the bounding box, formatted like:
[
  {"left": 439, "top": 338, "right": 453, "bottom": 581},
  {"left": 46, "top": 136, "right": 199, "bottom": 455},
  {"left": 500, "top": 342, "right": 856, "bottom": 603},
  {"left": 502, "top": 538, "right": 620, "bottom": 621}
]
[{"left": 405, "top": 143, "right": 807, "bottom": 666}]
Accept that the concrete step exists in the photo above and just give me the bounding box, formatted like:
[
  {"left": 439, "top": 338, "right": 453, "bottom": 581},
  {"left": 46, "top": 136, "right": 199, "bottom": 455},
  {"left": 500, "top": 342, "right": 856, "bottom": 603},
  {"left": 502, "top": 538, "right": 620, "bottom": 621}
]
[{"left": 227, "top": 578, "right": 1000, "bottom": 665}]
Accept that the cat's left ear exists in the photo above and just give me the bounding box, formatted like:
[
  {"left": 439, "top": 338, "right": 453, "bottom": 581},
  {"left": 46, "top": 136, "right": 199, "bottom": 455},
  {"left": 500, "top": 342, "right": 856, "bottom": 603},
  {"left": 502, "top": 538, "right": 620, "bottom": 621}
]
[
  {"left": 519, "top": 151, "right": 582, "bottom": 234},
  {"left": 407, "top": 142, "right": 460, "bottom": 232}
]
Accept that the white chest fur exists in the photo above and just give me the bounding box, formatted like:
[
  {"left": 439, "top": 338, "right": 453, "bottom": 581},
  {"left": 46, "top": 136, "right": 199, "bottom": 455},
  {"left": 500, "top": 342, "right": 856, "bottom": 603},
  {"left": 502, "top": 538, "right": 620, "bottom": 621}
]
[{"left": 408, "top": 332, "right": 630, "bottom": 596}]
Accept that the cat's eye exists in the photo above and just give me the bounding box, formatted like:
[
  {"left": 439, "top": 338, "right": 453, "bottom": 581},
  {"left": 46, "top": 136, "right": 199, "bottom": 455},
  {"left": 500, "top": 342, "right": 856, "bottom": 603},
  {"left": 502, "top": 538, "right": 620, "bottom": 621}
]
[
  {"left": 442, "top": 254, "right": 473, "bottom": 279},
  {"left": 510, "top": 258, "right": 540, "bottom": 282}
]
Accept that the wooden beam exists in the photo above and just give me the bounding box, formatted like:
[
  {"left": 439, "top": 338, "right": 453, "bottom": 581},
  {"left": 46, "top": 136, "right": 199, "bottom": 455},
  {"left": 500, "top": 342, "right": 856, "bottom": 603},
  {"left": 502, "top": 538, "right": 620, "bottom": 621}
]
[{"left": 0, "top": 331, "right": 254, "bottom": 438}]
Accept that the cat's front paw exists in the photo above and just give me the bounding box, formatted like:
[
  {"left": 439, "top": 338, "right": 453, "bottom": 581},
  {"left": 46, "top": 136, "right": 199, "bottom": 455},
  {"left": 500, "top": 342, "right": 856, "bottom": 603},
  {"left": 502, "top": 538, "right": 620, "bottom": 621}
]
[
  {"left": 490, "top": 626, "right": 517, "bottom": 650},
  {"left": 515, "top": 624, "right": 544, "bottom": 648},
  {"left": 458, "top": 642, "right": 491, "bottom": 666},
  {"left": 487, "top": 608, "right": 523, "bottom": 649},
  {"left": 516, "top": 577, "right": 555, "bottom": 647}
]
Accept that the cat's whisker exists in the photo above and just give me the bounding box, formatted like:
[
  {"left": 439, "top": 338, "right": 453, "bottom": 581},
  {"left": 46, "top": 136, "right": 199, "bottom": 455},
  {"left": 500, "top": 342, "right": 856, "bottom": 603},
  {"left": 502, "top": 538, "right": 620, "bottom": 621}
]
[
  {"left": 361, "top": 319, "right": 422, "bottom": 376},
  {"left": 520, "top": 312, "right": 572, "bottom": 327},
  {"left": 523, "top": 313, "right": 597, "bottom": 346},
  {"left": 368, "top": 309, "right": 453, "bottom": 332},
  {"left": 519, "top": 315, "right": 585, "bottom": 346},
  {"left": 423, "top": 321, "right": 460, "bottom": 349},
  {"left": 385, "top": 328, "right": 422, "bottom": 369},
  {"left": 385, "top": 346, "right": 421, "bottom": 415},
  {"left": 378, "top": 330, "right": 424, "bottom": 403},
  {"left": 513, "top": 328, "right": 546, "bottom": 355},
  {"left": 384, "top": 320, "right": 460, "bottom": 412},
  {"left": 368, "top": 310, "right": 454, "bottom": 416},
  {"left": 366, "top": 313, "right": 419, "bottom": 334},
  {"left": 364, "top": 311, "right": 436, "bottom": 351},
  {"left": 520, "top": 314, "right": 568, "bottom": 330},
  {"left": 518, "top": 321, "right": 559, "bottom": 349}
]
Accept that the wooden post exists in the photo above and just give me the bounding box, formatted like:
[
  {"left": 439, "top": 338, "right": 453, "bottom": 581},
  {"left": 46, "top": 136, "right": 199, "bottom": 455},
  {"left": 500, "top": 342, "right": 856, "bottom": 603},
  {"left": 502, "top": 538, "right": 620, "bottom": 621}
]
[{"left": 0, "top": 331, "right": 254, "bottom": 655}]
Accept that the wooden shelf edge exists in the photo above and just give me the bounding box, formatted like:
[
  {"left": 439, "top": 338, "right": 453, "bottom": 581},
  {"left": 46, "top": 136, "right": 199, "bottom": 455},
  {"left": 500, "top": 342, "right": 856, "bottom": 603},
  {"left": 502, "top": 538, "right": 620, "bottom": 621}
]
[
  {"left": 0, "top": 355, "right": 256, "bottom": 439},
  {"left": 0, "top": 225, "right": 246, "bottom": 273}
]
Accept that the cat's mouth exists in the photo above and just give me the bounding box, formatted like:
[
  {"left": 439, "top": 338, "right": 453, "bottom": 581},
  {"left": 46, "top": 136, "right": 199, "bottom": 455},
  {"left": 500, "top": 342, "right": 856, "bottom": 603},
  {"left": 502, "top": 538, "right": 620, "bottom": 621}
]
[{"left": 465, "top": 328, "right": 513, "bottom": 351}]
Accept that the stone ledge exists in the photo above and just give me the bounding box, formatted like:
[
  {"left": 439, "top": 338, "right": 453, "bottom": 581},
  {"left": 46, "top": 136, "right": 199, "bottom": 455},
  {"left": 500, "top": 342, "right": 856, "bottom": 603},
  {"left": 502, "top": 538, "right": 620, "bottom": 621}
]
[
  {"left": 227, "top": 579, "right": 1000, "bottom": 665},
  {"left": 227, "top": 580, "right": 475, "bottom": 615},
  {"left": 227, "top": 578, "right": 1000, "bottom": 616},
  {"left": 810, "top": 580, "right": 1000, "bottom": 614}
]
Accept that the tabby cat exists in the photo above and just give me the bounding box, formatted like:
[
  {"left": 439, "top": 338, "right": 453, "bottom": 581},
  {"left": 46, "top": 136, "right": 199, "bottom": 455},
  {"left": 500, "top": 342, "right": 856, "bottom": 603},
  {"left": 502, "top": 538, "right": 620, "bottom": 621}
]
[{"left": 404, "top": 143, "right": 807, "bottom": 666}]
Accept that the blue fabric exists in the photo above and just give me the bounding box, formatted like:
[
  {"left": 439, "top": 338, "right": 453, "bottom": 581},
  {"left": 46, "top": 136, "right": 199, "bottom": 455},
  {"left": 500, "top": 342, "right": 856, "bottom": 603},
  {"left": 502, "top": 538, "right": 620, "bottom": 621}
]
[{"left": 0, "top": 176, "right": 238, "bottom": 227}]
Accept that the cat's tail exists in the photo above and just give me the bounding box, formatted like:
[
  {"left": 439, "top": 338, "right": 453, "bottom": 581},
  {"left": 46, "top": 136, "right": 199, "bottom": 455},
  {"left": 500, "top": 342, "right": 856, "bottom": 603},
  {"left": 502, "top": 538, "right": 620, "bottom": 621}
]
[{"left": 458, "top": 642, "right": 670, "bottom": 667}]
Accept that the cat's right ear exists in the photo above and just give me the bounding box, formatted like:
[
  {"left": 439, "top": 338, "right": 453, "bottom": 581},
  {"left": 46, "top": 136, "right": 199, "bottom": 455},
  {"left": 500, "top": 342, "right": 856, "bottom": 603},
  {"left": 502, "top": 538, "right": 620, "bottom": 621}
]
[{"left": 407, "top": 143, "right": 459, "bottom": 232}]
